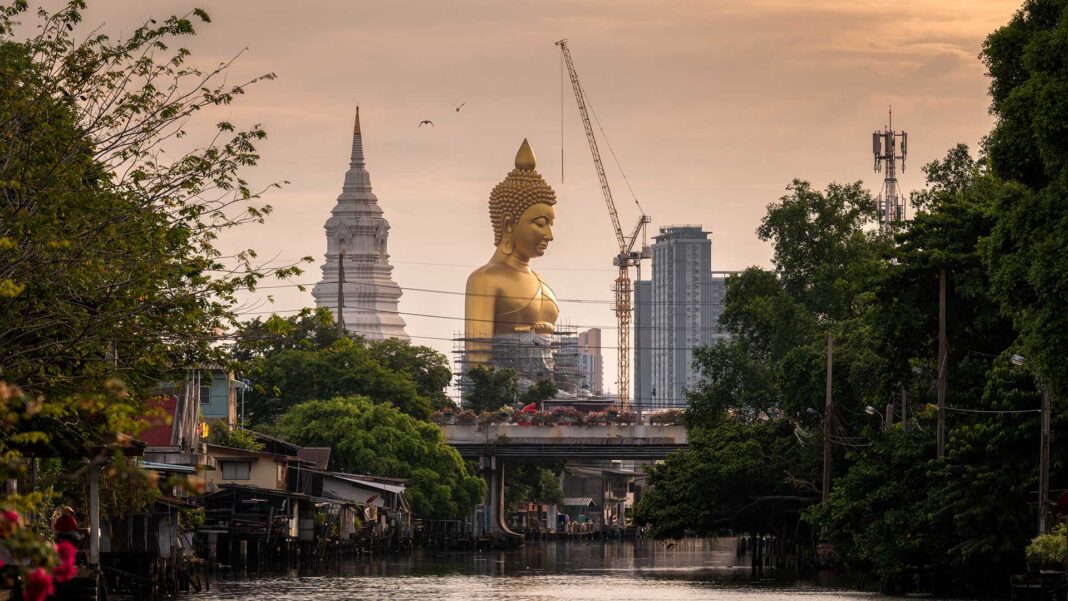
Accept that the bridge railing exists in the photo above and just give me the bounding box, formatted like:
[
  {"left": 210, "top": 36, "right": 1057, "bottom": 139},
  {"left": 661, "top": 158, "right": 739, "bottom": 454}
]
[{"left": 442, "top": 424, "right": 688, "bottom": 445}]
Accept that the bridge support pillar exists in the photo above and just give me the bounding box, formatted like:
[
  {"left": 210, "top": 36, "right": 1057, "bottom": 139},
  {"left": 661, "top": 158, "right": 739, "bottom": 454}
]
[{"left": 477, "top": 455, "right": 523, "bottom": 547}]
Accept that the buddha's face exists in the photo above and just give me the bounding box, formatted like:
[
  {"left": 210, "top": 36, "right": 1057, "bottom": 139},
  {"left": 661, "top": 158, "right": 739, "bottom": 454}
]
[{"left": 505, "top": 203, "right": 555, "bottom": 259}]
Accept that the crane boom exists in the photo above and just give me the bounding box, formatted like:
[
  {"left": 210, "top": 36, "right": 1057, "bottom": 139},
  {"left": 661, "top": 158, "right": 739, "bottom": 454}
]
[
  {"left": 556, "top": 39, "right": 649, "bottom": 407},
  {"left": 557, "top": 40, "right": 626, "bottom": 251}
]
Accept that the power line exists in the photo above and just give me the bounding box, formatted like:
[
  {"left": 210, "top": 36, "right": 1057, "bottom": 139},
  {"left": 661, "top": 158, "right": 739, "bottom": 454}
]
[
  {"left": 945, "top": 407, "right": 1040, "bottom": 415},
  {"left": 248, "top": 279, "right": 740, "bottom": 307}
]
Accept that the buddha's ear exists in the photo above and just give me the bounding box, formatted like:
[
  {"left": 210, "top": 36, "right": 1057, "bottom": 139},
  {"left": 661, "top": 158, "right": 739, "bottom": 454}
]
[{"left": 503, "top": 216, "right": 515, "bottom": 234}]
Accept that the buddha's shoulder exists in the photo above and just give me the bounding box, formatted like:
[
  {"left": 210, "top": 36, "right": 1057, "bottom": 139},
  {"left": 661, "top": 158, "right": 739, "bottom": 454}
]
[{"left": 466, "top": 263, "right": 511, "bottom": 289}]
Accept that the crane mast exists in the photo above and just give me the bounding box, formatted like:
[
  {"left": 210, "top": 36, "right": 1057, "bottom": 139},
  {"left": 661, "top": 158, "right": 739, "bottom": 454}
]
[{"left": 556, "top": 39, "right": 650, "bottom": 407}]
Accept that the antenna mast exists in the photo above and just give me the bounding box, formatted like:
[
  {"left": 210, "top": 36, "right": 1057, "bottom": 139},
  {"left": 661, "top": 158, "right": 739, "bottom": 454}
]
[{"left": 872, "top": 107, "right": 908, "bottom": 228}]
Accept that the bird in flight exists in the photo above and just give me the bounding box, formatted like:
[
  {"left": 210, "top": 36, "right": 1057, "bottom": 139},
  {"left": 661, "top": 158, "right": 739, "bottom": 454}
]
[
  {"left": 419, "top": 120, "right": 434, "bottom": 127},
  {"left": 453, "top": 102, "right": 466, "bottom": 112}
]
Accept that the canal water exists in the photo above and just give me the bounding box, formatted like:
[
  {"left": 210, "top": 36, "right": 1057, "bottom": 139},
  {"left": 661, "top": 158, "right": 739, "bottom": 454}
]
[{"left": 198, "top": 539, "right": 892, "bottom": 600}]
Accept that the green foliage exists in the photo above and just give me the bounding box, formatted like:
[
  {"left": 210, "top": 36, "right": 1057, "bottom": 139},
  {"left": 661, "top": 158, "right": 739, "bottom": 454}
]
[
  {"left": 520, "top": 379, "right": 558, "bottom": 407},
  {"left": 367, "top": 337, "right": 453, "bottom": 411},
  {"left": 229, "top": 308, "right": 342, "bottom": 362},
  {"left": 981, "top": 0, "right": 1068, "bottom": 401},
  {"left": 271, "top": 396, "right": 484, "bottom": 519},
  {"left": 179, "top": 508, "right": 206, "bottom": 533},
  {"left": 210, "top": 427, "right": 264, "bottom": 452},
  {"left": 1025, "top": 523, "right": 1068, "bottom": 567},
  {"left": 0, "top": 1, "right": 302, "bottom": 399},
  {"left": 464, "top": 365, "right": 518, "bottom": 413},
  {"left": 757, "top": 179, "right": 885, "bottom": 320},
  {"left": 686, "top": 340, "right": 775, "bottom": 423},
  {"left": 241, "top": 336, "right": 434, "bottom": 423},
  {"left": 806, "top": 409, "right": 945, "bottom": 581},
  {"left": 232, "top": 311, "right": 453, "bottom": 423},
  {"left": 505, "top": 463, "right": 564, "bottom": 513},
  {"left": 634, "top": 417, "right": 816, "bottom": 538},
  {"left": 0, "top": 0, "right": 293, "bottom": 584}
]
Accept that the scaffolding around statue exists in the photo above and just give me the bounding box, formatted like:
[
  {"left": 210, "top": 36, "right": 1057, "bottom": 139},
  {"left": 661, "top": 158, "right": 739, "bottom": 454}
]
[{"left": 453, "top": 324, "right": 589, "bottom": 403}]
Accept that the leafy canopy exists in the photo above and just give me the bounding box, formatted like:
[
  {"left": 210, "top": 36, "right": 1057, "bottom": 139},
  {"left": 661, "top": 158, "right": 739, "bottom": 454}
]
[{"left": 270, "top": 395, "right": 484, "bottom": 519}]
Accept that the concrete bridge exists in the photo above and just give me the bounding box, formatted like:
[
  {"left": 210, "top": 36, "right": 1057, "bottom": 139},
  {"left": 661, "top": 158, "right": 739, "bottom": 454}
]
[
  {"left": 443, "top": 424, "right": 688, "bottom": 545},
  {"left": 443, "top": 424, "right": 689, "bottom": 460}
]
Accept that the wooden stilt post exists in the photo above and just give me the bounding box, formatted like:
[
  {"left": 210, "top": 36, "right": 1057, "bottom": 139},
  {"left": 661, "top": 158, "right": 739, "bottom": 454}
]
[{"left": 89, "top": 460, "right": 101, "bottom": 566}]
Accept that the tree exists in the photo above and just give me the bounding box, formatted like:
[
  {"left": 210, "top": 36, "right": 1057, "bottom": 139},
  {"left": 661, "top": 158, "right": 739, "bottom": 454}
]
[
  {"left": 0, "top": 1, "right": 302, "bottom": 399},
  {"left": 229, "top": 308, "right": 342, "bottom": 362},
  {"left": 231, "top": 310, "right": 453, "bottom": 422},
  {"left": 241, "top": 337, "right": 432, "bottom": 423},
  {"left": 464, "top": 366, "right": 518, "bottom": 413},
  {"left": 367, "top": 337, "right": 453, "bottom": 411},
  {"left": 210, "top": 427, "right": 264, "bottom": 452},
  {"left": 634, "top": 416, "right": 817, "bottom": 538},
  {"left": 270, "top": 396, "right": 484, "bottom": 519},
  {"left": 981, "top": 0, "right": 1068, "bottom": 400},
  {"left": 520, "top": 379, "right": 558, "bottom": 408},
  {"left": 757, "top": 180, "right": 885, "bottom": 320},
  {"left": 505, "top": 463, "right": 564, "bottom": 514},
  {"left": 1, "top": 1, "right": 291, "bottom": 593}
]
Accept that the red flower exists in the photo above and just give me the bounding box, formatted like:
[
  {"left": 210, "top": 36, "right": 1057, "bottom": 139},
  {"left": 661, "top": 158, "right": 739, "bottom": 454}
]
[
  {"left": 0, "top": 509, "right": 18, "bottom": 539},
  {"left": 24, "top": 567, "right": 55, "bottom": 601},
  {"left": 53, "top": 541, "right": 77, "bottom": 582}
]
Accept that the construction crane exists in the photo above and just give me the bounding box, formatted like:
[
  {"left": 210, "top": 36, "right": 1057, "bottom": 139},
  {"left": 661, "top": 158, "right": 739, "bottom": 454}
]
[{"left": 556, "top": 39, "right": 651, "bottom": 408}]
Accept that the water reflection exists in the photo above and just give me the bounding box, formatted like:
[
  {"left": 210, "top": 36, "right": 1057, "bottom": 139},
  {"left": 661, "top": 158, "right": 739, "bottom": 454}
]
[{"left": 200, "top": 539, "right": 883, "bottom": 601}]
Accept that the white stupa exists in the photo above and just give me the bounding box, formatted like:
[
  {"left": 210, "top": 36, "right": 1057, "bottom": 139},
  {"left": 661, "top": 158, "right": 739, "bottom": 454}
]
[{"left": 311, "top": 108, "right": 408, "bottom": 340}]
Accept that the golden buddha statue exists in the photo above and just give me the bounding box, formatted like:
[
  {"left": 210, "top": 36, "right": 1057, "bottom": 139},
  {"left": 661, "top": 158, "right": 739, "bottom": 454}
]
[{"left": 465, "top": 139, "right": 560, "bottom": 373}]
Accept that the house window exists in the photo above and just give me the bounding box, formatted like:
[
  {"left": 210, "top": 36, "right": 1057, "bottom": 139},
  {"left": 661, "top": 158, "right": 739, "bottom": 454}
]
[
  {"left": 200, "top": 384, "right": 211, "bottom": 404},
  {"left": 220, "top": 461, "right": 250, "bottom": 480}
]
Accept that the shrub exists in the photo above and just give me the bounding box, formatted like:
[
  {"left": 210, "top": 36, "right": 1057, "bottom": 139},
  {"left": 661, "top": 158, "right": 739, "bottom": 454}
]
[{"left": 1026, "top": 524, "right": 1067, "bottom": 568}]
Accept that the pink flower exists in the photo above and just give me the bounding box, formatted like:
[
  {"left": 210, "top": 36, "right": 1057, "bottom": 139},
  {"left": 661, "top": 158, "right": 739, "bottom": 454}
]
[
  {"left": 52, "top": 541, "right": 77, "bottom": 583},
  {"left": 0, "top": 509, "right": 18, "bottom": 539},
  {"left": 24, "top": 567, "right": 55, "bottom": 601}
]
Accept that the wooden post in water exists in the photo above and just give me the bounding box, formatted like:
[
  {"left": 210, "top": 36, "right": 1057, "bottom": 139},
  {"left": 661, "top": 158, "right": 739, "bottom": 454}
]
[{"left": 89, "top": 459, "right": 100, "bottom": 566}]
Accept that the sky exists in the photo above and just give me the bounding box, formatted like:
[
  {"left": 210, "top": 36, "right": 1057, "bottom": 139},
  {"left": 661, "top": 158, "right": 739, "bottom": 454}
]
[{"left": 60, "top": 0, "right": 1019, "bottom": 396}]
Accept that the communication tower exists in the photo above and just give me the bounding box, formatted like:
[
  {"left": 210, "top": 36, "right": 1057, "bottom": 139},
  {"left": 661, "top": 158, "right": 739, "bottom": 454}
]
[{"left": 872, "top": 108, "right": 908, "bottom": 228}]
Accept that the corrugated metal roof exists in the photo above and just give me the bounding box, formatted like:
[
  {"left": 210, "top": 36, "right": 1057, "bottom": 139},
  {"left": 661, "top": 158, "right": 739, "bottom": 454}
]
[
  {"left": 329, "top": 473, "right": 406, "bottom": 494},
  {"left": 297, "top": 447, "right": 331, "bottom": 470},
  {"left": 138, "top": 460, "right": 198, "bottom": 474},
  {"left": 561, "top": 497, "right": 598, "bottom": 508}
]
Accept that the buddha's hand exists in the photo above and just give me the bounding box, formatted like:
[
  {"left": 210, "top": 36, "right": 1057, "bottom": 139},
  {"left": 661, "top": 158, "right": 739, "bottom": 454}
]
[{"left": 514, "top": 322, "right": 555, "bottom": 334}]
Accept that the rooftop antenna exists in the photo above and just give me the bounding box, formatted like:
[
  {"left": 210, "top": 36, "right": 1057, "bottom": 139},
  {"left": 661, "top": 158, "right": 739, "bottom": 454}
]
[{"left": 872, "top": 106, "right": 908, "bottom": 229}]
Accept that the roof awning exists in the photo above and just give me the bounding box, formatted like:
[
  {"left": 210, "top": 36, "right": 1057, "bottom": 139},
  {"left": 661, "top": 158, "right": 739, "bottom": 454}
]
[
  {"left": 329, "top": 473, "right": 406, "bottom": 494},
  {"left": 138, "top": 460, "right": 199, "bottom": 474},
  {"left": 562, "top": 497, "right": 598, "bottom": 508}
]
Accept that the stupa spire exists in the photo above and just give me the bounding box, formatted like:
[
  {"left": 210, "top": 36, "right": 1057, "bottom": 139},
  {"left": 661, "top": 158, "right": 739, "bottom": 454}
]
[
  {"left": 312, "top": 109, "right": 408, "bottom": 341},
  {"left": 350, "top": 106, "right": 365, "bottom": 167}
]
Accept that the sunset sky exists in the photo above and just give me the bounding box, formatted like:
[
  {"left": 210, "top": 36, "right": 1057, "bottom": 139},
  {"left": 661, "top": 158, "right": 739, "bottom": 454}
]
[{"left": 68, "top": 1, "right": 1019, "bottom": 396}]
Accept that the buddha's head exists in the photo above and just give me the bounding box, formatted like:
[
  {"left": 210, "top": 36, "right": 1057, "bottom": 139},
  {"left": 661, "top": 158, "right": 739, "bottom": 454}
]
[{"left": 489, "top": 139, "right": 557, "bottom": 260}]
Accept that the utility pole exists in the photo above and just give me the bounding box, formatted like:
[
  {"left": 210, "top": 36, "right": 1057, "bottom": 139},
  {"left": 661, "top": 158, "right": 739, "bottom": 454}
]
[
  {"left": 1040, "top": 383, "right": 1050, "bottom": 533},
  {"left": 937, "top": 267, "right": 947, "bottom": 459},
  {"left": 336, "top": 248, "right": 347, "bottom": 336},
  {"left": 823, "top": 332, "right": 833, "bottom": 502}
]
